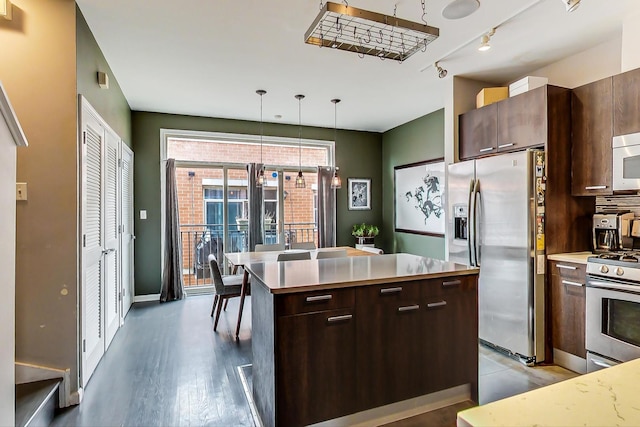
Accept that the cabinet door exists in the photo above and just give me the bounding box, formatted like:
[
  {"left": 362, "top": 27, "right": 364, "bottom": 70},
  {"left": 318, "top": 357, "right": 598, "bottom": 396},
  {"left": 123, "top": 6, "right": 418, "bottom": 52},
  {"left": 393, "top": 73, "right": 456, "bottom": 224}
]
[
  {"left": 614, "top": 68, "right": 640, "bottom": 136},
  {"left": 276, "top": 308, "right": 356, "bottom": 426},
  {"left": 459, "top": 103, "right": 497, "bottom": 160},
  {"left": 356, "top": 292, "right": 423, "bottom": 410},
  {"left": 550, "top": 261, "right": 586, "bottom": 358},
  {"left": 571, "top": 77, "right": 613, "bottom": 196},
  {"left": 497, "top": 86, "right": 547, "bottom": 152}
]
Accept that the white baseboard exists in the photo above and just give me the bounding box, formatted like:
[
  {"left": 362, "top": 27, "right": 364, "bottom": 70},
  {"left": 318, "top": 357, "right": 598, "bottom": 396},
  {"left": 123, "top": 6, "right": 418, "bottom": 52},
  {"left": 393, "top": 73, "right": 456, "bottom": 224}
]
[
  {"left": 15, "top": 361, "right": 75, "bottom": 408},
  {"left": 133, "top": 293, "right": 160, "bottom": 303}
]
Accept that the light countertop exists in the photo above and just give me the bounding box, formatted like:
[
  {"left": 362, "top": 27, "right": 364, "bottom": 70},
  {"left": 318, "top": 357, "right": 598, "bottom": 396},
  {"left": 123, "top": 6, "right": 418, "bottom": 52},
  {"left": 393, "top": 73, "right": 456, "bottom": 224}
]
[
  {"left": 457, "top": 358, "right": 640, "bottom": 427},
  {"left": 245, "top": 253, "right": 479, "bottom": 294},
  {"left": 547, "top": 251, "right": 593, "bottom": 265}
]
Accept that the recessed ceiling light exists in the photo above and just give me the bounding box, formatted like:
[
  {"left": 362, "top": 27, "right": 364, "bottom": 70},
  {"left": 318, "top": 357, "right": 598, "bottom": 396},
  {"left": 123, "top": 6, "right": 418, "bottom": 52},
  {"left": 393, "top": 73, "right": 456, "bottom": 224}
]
[{"left": 442, "top": 0, "right": 480, "bottom": 20}]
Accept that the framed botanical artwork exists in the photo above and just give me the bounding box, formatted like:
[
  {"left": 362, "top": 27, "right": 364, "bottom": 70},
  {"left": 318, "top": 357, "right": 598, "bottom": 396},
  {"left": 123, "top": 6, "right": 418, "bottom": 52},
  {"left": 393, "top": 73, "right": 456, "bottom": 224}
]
[
  {"left": 394, "top": 158, "right": 445, "bottom": 237},
  {"left": 348, "top": 178, "right": 371, "bottom": 210}
]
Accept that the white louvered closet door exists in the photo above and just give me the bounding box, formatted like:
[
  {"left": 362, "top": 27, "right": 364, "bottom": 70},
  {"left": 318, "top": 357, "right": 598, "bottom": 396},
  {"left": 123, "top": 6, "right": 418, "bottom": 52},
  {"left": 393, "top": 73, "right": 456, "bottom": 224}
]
[
  {"left": 104, "top": 129, "right": 120, "bottom": 348},
  {"left": 120, "top": 143, "right": 134, "bottom": 318},
  {"left": 80, "top": 102, "right": 105, "bottom": 387}
]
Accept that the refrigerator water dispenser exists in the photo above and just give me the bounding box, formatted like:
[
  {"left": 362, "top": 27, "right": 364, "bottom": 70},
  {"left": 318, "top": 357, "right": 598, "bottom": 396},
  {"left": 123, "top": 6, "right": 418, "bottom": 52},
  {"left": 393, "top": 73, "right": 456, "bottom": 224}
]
[{"left": 453, "top": 204, "right": 468, "bottom": 240}]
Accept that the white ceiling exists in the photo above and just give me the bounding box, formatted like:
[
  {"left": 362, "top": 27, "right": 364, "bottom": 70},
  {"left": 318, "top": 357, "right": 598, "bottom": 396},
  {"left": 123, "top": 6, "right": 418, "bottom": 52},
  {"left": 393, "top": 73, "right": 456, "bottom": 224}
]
[{"left": 76, "top": 0, "right": 640, "bottom": 133}]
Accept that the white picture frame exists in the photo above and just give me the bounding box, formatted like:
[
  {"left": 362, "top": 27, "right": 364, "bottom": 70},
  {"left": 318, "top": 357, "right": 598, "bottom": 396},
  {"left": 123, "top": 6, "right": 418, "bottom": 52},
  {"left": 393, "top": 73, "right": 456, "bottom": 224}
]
[{"left": 348, "top": 178, "right": 371, "bottom": 210}]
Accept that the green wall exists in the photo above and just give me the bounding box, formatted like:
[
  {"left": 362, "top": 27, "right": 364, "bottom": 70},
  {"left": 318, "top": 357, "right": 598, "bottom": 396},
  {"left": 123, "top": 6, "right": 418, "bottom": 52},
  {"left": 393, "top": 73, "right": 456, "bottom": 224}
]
[
  {"left": 132, "top": 112, "right": 382, "bottom": 295},
  {"left": 381, "top": 109, "right": 445, "bottom": 259}
]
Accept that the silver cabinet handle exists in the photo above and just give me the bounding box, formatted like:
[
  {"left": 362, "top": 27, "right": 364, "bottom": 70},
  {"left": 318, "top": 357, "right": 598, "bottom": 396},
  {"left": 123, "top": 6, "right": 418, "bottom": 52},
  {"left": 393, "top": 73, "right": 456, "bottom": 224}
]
[
  {"left": 479, "top": 147, "right": 495, "bottom": 153},
  {"left": 427, "top": 301, "right": 447, "bottom": 308},
  {"left": 380, "top": 287, "right": 403, "bottom": 295},
  {"left": 498, "top": 143, "right": 514, "bottom": 149},
  {"left": 442, "top": 280, "right": 461, "bottom": 287},
  {"left": 590, "top": 358, "right": 614, "bottom": 369},
  {"left": 306, "top": 295, "right": 332, "bottom": 302},
  {"left": 556, "top": 264, "right": 577, "bottom": 270},
  {"left": 327, "top": 314, "right": 352, "bottom": 323},
  {"left": 585, "top": 186, "right": 607, "bottom": 190},
  {"left": 562, "top": 280, "right": 584, "bottom": 287},
  {"left": 397, "top": 305, "right": 420, "bottom": 312}
]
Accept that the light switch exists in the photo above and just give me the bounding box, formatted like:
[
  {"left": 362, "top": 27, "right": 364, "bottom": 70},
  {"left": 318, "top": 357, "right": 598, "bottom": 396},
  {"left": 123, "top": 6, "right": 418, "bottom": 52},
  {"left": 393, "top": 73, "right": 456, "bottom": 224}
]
[
  {"left": 140, "top": 210, "right": 147, "bottom": 220},
  {"left": 16, "top": 182, "right": 27, "bottom": 200}
]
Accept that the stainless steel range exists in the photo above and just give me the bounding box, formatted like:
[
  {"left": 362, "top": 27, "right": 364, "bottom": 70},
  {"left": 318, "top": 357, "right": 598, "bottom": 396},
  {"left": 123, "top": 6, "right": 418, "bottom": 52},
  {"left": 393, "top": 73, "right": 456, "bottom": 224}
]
[{"left": 586, "top": 252, "right": 640, "bottom": 372}]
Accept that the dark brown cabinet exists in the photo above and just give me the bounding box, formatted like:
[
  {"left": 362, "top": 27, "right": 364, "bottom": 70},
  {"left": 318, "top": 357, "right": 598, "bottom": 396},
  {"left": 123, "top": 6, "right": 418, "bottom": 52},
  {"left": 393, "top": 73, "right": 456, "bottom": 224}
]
[
  {"left": 571, "top": 77, "right": 613, "bottom": 196},
  {"left": 614, "top": 67, "right": 640, "bottom": 136},
  {"left": 459, "top": 103, "right": 497, "bottom": 160},
  {"left": 549, "top": 260, "right": 586, "bottom": 372},
  {"left": 497, "top": 86, "right": 547, "bottom": 152}
]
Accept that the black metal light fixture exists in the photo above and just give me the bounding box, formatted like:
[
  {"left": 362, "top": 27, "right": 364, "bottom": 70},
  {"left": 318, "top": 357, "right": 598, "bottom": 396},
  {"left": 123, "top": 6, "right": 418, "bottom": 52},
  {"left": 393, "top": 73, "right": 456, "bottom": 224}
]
[
  {"left": 330, "top": 98, "right": 342, "bottom": 189},
  {"left": 295, "top": 94, "right": 306, "bottom": 189},
  {"left": 256, "top": 89, "right": 267, "bottom": 187}
]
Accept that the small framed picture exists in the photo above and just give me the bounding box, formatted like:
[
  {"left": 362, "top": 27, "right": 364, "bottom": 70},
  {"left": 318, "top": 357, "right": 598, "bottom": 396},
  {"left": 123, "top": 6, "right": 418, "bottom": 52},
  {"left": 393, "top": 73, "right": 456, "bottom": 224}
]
[{"left": 348, "top": 178, "right": 371, "bottom": 210}]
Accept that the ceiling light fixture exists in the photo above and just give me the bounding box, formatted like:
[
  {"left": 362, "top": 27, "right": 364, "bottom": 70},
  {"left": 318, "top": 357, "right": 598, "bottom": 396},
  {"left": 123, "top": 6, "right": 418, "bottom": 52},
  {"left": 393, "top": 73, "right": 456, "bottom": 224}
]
[
  {"left": 0, "top": 0, "right": 12, "bottom": 20},
  {"left": 478, "top": 28, "right": 495, "bottom": 52},
  {"left": 435, "top": 61, "right": 448, "bottom": 79},
  {"left": 330, "top": 99, "right": 342, "bottom": 190},
  {"left": 256, "top": 89, "right": 267, "bottom": 187},
  {"left": 442, "top": 0, "right": 480, "bottom": 20},
  {"left": 559, "top": 0, "right": 580, "bottom": 12},
  {"left": 305, "top": 1, "right": 439, "bottom": 63},
  {"left": 295, "top": 94, "right": 306, "bottom": 189}
]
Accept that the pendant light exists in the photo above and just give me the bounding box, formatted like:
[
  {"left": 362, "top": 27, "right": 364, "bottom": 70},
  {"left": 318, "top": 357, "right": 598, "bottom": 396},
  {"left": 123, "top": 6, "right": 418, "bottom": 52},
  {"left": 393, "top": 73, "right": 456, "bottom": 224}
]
[
  {"left": 295, "top": 94, "right": 306, "bottom": 189},
  {"left": 330, "top": 98, "right": 342, "bottom": 189},
  {"left": 256, "top": 89, "right": 267, "bottom": 187}
]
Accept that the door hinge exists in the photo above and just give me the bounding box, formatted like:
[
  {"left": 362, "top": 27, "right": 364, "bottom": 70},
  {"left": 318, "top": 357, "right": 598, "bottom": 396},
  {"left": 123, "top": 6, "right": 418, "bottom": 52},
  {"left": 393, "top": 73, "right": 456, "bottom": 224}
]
[
  {"left": 119, "top": 290, "right": 122, "bottom": 301},
  {"left": 82, "top": 339, "right": 86, "bottom": 353},
  {"left": 83, "top": 234, "right": 86, "bottom": 247}
]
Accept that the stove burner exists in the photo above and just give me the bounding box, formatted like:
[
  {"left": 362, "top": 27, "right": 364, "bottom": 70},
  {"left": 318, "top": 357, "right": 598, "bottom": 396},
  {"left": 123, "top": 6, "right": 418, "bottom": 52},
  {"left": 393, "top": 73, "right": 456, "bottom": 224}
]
[
  {"left": 620, "top": 254, "right": 640, "bottom": 262},
  {"left": 598, "top": 253, "right": 621, "bottom": 260}
]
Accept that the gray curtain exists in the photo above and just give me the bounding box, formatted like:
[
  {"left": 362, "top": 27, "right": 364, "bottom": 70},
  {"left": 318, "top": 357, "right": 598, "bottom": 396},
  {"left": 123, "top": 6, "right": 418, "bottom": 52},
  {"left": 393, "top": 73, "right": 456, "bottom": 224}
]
[
  {"left": 317, "top": 166, "right": 337, "bottom": 248},
  {"left": 247, "top": 163, "right": 264, "bottom": 251},
  {"left": 160, "top": 158, "right": 185, "bottom": 302}
]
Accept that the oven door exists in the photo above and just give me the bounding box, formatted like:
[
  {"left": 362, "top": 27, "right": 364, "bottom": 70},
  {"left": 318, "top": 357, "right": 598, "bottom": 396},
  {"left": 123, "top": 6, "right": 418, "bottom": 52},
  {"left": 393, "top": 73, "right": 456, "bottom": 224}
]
[
  {"left": 586, "top": 277, "right": 640, "bottom": 365},
  {"left": 613, "top": 134, "right": 640, "bottom": 191}
]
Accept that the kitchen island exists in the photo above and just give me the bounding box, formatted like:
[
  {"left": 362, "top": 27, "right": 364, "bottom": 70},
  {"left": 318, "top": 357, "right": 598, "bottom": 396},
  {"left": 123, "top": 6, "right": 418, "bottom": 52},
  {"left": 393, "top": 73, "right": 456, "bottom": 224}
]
[{"left": 247, "top": 253, "right": 479, "bottom": 427}]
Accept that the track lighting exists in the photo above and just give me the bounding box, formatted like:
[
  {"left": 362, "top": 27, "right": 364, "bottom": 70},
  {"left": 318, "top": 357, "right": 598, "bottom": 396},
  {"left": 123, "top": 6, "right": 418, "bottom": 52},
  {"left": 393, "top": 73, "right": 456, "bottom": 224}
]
[
  {"left": 478, "top": 28, "right": 496, "bottom": 52},
  {"left": 435, "top": 62, "right": 448, "bottom": 79},
  {"left": 559, "top": 0, "right": 580, "bottom": 12}
]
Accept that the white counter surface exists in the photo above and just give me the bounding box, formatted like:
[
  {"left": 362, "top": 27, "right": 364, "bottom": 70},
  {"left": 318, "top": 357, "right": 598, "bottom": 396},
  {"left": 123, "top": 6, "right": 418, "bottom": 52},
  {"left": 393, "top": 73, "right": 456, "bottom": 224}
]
[
  {"left": 246, "top": 253, "right": 478, "bottom": 294},
  {"left": 457, "top": 358, "right": 640, "bottom": 427},
  {"left": 547, "top": 251, "right": 593, "bottom": 265}
]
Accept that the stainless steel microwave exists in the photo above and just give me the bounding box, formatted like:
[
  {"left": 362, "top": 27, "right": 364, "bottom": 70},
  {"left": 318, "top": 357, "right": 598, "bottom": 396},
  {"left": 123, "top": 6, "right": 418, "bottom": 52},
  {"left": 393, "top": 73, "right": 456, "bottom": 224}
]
[{"left": 613, "top": 132, "right": 640, "bottom": 191}]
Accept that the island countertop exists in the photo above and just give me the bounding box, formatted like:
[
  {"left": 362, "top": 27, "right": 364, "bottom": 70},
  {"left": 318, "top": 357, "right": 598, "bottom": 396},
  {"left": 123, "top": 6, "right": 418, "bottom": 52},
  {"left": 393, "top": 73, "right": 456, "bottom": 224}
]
[{"left": 245, "top": 252, "right": 478, "bottom": 294}]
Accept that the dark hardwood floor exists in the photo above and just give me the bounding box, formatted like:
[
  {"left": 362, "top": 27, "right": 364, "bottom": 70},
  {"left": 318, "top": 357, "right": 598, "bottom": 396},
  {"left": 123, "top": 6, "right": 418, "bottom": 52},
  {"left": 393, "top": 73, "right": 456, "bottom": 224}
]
[{"left": 52, "top": 295, "right": 254, "bottom": 427}]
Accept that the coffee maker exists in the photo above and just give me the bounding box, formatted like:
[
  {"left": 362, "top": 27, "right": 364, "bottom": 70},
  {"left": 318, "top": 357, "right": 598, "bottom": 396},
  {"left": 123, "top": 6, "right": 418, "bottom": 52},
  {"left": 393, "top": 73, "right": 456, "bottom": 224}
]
[{"left": 592, "top": 212, "right": 634, "bottom": 252}]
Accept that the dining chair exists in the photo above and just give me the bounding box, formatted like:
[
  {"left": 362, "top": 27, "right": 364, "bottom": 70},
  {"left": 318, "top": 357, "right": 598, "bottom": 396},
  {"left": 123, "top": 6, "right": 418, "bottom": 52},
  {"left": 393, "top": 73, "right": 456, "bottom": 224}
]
[
  {"left": 290, "top": 241, "right": 317, "bottom": 250},
  {"left": 255, "top": 243, "right": 286, "bottom": 252},
  {"left": 359, "top": 246, "right": 384, "bottom": 255},
  {"left": 315, "top": 249, "right": 348, "bottom": 259},
  {"left": 276, "top": 251, "right": 312, "bottom": 262},
  {"left": 209, "top": 254, "right": 249, "bottom": 332}
]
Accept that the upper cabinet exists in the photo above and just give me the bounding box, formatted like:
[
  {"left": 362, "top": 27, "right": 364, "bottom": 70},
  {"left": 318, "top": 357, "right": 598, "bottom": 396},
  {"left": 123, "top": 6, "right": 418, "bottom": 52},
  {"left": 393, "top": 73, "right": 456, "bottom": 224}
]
[
  {"left": 571, "top": 77, "right": 613, "bottom": 196},
  {"left": 613, "top": 68, "right": 640, "bottom": 136},
  {"left": 497, "top": 86, "right": 547, "bottom": 152},
  {"left": 459, "top": 103, "right": 497, "bottom": 160}
]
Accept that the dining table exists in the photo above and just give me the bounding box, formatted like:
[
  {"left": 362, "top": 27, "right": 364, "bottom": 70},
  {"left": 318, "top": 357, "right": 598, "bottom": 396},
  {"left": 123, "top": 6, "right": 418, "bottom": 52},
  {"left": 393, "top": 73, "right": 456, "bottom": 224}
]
[{"left": 224, "top": 246, "right": 373, "bottom": 338}]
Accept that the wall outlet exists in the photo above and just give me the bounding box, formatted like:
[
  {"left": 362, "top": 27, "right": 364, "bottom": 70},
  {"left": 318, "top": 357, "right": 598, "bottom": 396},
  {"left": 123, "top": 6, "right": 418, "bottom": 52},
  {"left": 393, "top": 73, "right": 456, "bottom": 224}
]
[
  {"left": 140, "top": 210, "right": 147, "bottom": 220},
  {"left": 16, "top": 182, "right": 27, "bottom": 201}
]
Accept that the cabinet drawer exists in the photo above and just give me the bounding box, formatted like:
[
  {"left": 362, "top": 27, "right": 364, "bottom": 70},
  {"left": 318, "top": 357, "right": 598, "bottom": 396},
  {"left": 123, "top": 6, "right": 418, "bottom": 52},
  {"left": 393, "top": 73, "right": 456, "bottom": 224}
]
[
  {"left": 422, "top": 275, "right": 477, "bottom": 298},
  {"left": 357, "top": 281, "right": 421, "bottom": 304},
  {"left": 550, "top": 261, "right": 586, "bottom": 283},
  {"left": 277, "top": 288, "right": 355, "bottom": 316}
]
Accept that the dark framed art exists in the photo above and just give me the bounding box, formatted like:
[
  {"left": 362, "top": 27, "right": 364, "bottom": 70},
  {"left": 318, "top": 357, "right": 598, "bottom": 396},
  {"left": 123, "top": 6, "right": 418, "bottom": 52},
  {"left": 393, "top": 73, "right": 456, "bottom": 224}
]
[
  {"left": 394, "top": 158, "right": 445, "bottom": 236},
  {"left": 348, "top": 178, "right": 371, "bottom": 210}
]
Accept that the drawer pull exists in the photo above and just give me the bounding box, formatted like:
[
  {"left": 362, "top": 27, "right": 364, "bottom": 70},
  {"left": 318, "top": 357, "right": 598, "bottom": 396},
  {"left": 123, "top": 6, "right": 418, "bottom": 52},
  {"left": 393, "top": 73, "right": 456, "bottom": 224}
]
[
  {"left": 442, "top": 280, "right": 461, "bottom": 287},
  {"left": 562, "top": 280, "right": 584, "bottom": 287},
  {"left": 427, "top": 301, "right": 447, "bottom": 308},
  {"left": 397, "top": 305, "right": 420, "bottom": 312},
  {"left": 380, "top": 287, "right": 403, "bottom": 295},
  {"left": 498, "top": 143, "right": 515, "bottom": 149},
  {"left": 585, "top": 186, "right": 607, "bottom": 190},
  {"left": 327, "top": 314, "right": 352, "bottom": 323},
  {"left": 306, "top": 295, "right": 332, "bottom": 302},
  {"left": 479, "top": 147, "right": 495, "bottom": 153},
  {"left": 556, "top": 264, "right": 577, "bottom": 271}
]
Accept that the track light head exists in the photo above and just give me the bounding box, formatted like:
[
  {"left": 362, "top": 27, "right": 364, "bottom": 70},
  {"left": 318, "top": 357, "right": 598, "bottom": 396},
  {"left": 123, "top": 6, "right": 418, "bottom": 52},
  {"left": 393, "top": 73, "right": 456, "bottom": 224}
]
[
  {"left": 559, "top": 0, "right": 580, "bottom": 12},
  {"left": 435, "top": 61, "right": 448, "bottom": 79},
  {"left": 478, "top": 28, "right": 495, "bottom": 52}
]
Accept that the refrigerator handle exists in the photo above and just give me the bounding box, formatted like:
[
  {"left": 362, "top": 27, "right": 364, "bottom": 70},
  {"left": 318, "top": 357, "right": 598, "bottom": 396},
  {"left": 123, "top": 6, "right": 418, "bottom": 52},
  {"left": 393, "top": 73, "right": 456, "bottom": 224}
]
[
  {"left": 473, "top": 179, "right": 481, "bottom": 267},
  {"left": 467, "top": 178, "right": 475, "bottom": 266}
]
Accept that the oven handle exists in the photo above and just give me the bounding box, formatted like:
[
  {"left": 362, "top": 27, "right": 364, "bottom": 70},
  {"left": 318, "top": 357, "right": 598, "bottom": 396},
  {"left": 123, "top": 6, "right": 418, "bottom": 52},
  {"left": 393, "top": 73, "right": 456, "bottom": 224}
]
[
  {"left": 590, "top": 357, "right": 615, "bottom": 369},
  {"left": 587, "top": 277, "right": 640, "bottom": 294}
]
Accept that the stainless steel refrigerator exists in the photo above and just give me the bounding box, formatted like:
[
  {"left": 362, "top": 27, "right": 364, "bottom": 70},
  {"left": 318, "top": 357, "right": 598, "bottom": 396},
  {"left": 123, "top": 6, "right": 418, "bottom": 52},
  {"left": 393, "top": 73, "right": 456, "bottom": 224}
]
[{"left": 447, "top": 149, "right": 546, "bottom": 365}]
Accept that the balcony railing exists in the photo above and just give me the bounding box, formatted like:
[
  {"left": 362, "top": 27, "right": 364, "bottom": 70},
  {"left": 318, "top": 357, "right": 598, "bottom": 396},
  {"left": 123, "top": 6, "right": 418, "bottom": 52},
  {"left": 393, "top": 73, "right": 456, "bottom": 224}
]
[{"left": 180, "top": 222, "right": 316, "bottom": 287}]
